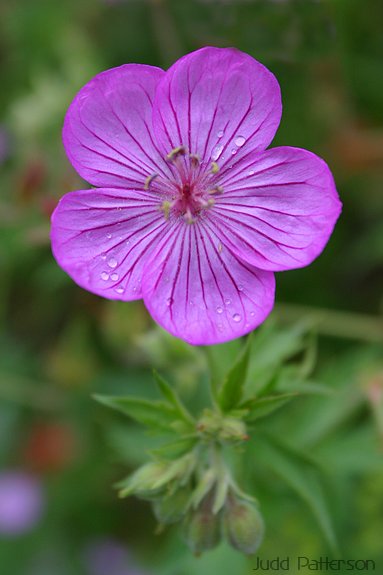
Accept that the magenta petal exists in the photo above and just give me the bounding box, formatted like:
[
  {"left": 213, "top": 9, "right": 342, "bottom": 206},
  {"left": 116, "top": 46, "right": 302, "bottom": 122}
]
[
  {"left": 63, "top": 64, "right": 172, "bottom": 188},
  {"left": 210, "top": 146, "right": 342, "bottom": 271},
  {"left": 141, "top": 222, "right": 275, "bottom": 345},
  {"left": 51, "top": 188, "right": 167, "bottom": 300},
  {"left": 152, "top": 47, "right": 281, "bottom": 168}
]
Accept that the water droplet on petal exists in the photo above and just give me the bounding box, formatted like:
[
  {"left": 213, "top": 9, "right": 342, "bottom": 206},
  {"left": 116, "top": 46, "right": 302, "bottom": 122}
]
[
  {"left": 231, "top": 149, "right": 237, "bottom": 155},
  {"left": 100, "top": 253, "right": 107, "bottom": 260},
  {"left": 235, "top": 135, "right": 246, "bottom": 147},
  {"left": 250, "top": 311, "right": 255, "bottom": 317},
  {"left": 238, "top": 284, "right": 244, "bottom": 292},
  {"left": 216, "top": 306, "right": 223, "bottom": 314},
  {"left": 106, "top": 233, "right": 112, "bottom": 239},
  {"left": 166, "top": 297, "right": 173, "bottom": 306},
  {"left": 100, "top": 272, "right": 109, "bottom": 281},
  {"left": 225, "top": 298, "right": 231, "bottom": 306},
  {"left": 110, "top": 273, "right": 119, "bottom": 281},
  {"left": 212, "top": 144, "right": 223, "bottom": 161},
  {"left": 233, "top": 313, "right": 242, "bottom": 322},
  {"left": 248, "top": 170, "right": 255, "bottom": 176},
  {"left": 115, "top": 287, "right": 124, "bottom": 294},
  {"left": 108, "top": 258, "right": 118, "bottom": 269},
  {"left": 217, "top": 130, "right": 224, "bottom": 139}
]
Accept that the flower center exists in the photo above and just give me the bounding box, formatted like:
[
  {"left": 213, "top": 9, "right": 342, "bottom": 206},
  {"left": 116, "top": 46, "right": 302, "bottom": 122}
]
[{"left": 144, "top": 146, "right": 223, "bottom": 224}]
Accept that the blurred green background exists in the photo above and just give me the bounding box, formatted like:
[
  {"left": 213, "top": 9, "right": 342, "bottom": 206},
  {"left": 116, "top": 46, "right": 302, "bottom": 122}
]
[{"left": 0, "top": 0, "right": 382, "bottom": 573}]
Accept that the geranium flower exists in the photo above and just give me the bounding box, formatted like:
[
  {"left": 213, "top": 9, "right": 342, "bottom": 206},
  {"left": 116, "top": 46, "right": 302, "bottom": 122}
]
[{"left": 51, "top": 47, "right": 341, "bottom": 345}]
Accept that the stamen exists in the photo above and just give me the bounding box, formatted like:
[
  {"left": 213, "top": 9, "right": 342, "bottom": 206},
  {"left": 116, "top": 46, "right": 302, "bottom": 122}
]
[
  {"left": 211, "top": 162, "right": 220, "bottom": 174},
  {"left": 189, "top": 154, "right": 200, "bottom": 168},
  {"left": 160, "top": 200, "right": 172, "bottom": 220},
  {"left": 184, "top": 207, "right": 195, "bottom": 224},
  {"left": 209, "top": 185, "right": 224, "bottom": 195},
  {"left": 166, "top": 146, "right": 187, "bottom": 162},
  {"left": 144, "top": 173, "right": 159, "bottom": 190}
]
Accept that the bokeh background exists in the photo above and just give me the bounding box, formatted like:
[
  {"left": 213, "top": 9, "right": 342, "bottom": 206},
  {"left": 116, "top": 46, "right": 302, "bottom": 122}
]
[{"left": 0, "top": 0, "right": 382, "bottom": 573}]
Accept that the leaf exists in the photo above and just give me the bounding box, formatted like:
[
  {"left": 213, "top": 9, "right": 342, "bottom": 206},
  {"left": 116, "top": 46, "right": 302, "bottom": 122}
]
[
  {"left": 241, "top": 393, "right": 298, "bottom": 422},
  {"left": 93, "top": 394, "right": 181, "bottom": 432},
  {"left": 255, "top": 436, "right": 339, "bottom": 553},
  {"left": 152, "top": 370, "right": 195, "bottom": 426},
  {"left": 149, "top": 437, "right": 197, "bottom": 460},
  {"left": 217, "top": 334, "right": 252, "bottom": 412}
]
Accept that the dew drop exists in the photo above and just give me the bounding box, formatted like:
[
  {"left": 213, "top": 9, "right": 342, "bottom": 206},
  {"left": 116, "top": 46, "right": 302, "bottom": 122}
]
[
  {"left": 233, "top": 313, "right": 242, "bottom": 323},
  {"left": 225, "top": 298, "right": 231, "bottom": 306},
  {"left": 110, "top": 273, "right": 119, "bottom": 281},
  {"left": 100, "top": 253, "right": 107, "bottom": 260},
  {"left": 100, "top": 272, "right": 109, "bottom": 281},
  {"left": 248, "top": 170, "right": 255, "bottom": 176},
  {"left": 166, "top": 297, "right": 173, "bottom": 306},
  {"left": 217, "top": 130, "right": 224, "bottom": 139},
  {"left": 212, "top": 144, "right": 223, "bottom": 161},
  {"left": 235, "top": 135, "right": 246, "bottom": 147},
  {"left": 216, "top": 306, "right": 223, "bottom": 314},
  {"left": 115, "top": 287, "right": 124, "bottom": 294},
  {"left": 250, "top": 311, "right": 255, "bottom": 317},
  {"left": 231, "top": 149, "right": 237, "bottom": 155},
  {"left": 238, "top": 284, "right": 244, "bottom": 292},
  {"left": 106, "top": 233, "right": 112, "bottom": 239},
  {"left": 108, "top": 258, "right": 118, "bottom": 269}
]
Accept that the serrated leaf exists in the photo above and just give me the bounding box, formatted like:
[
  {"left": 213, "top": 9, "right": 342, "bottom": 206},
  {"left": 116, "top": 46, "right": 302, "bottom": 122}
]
[
  {"left": 256, "top": 436, "right": 339, "bottom": 553},
  {"left": 218, "top": 334, "right": 252, "bottom": 412},
  {"left": 241, "top": 393, "right": 298, "bottom": 422},
  {"left": 93, "top": 394, "right": 181, "bottom": 432},
  {"left": 152, "top": 370, "right": 195, "bottom": 426}
]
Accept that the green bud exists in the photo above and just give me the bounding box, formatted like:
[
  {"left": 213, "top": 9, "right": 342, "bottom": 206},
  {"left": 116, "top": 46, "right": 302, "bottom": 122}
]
[
  {"left": 183, "top": 496, "right": 222, "bottom": 555},
  {"left": 219, "top": 417, "right": 249, "bottom": 443},
  {"left": 153, "top": 486, "right": 191, "bottom": 525},
  {"left": 118, "top": 461, "right": 170, "bottom": 499},
  {"left": 224, "top": 496, "right": 264, "bottom": 555}
]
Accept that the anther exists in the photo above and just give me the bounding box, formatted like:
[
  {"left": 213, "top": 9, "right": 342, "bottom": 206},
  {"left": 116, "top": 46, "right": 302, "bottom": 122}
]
[
  {"left": 160, "top": 200, "right": 172, "bottom": 220},
  {"left": 166, "top": 146, "right": 187, "bottom": 162},
  {"left": 189, "top": 154, "right": 200, "bottom": 168},
  {"left": 144, "top": 173, "right": 159, "bottom": 190},
  {"left": 209, "top": 185, "right": 223, "bottom": 195},
  {"left": 211, "top": 162, "right": 220, "bottom": 174}
]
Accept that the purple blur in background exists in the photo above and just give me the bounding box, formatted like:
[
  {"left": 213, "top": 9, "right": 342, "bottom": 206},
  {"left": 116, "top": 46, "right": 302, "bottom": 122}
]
[
  {"left": 84, "top": 538, "right": 149, "bottom": 575},
  {"left": 0, "top": 471, "right": 44, "bottom": 536}
]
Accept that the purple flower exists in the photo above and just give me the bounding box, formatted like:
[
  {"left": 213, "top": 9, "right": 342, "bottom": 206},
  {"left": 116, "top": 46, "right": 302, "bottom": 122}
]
[
  {"left": 51, "top": 47, "right": 341, "bottom": 345},
  {"left": 0, "top": 471, "right": 44, "bottom": 535},
  {"left": 84, "top": 538, "right": 148, "bottom": 575}
]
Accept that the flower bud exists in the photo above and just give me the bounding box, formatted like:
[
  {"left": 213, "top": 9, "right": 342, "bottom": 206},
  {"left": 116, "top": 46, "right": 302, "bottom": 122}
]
[
  {"left": 153, "top": 486, "right": 191, "bottom": 525},
  {"left": 182, "top": 496, "right": 222, "bottom": 555},
  {"left": 118, "top": 461, "right": 170, "bottom": 499},
  {"left": 224, "top": 496, "right": 264, "bottom": 555}
]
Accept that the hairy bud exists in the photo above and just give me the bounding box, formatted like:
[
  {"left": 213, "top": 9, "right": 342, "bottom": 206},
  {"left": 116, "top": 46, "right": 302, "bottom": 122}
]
[
  {"left": 224, "top": 496, "right": 264, "bottom": 555},
  {"left": 182, "top": 494, "right": 222, "bottom": 555},
  {"left": 153, "top": 486, "right": 191, "bottom": 525}
]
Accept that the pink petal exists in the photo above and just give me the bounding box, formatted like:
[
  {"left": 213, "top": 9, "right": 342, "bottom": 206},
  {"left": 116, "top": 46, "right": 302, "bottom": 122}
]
[
  {"left": 142, "top": 221, "right": 275, "bottom": 345},
  {"left": 51, "top": 188, "right": 167, "bottom": 300},
  {"left": 152, "top": 47, "right": 281, "bottom": 169},
  {"left": 210, "top": 147, "right": 342, "bottom": 271},
  {"left": 63, "top": 65, "right": 173, "bottom": 188}
]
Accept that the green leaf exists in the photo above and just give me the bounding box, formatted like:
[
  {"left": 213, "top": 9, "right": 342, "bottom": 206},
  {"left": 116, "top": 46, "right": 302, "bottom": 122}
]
[
  {"left": 256, "top": 436, "right": 339, "bottom": 553},
  {"left": 217, "top": 334, "right": 252, "bottom": 412},
  {"left": 241, "top": 393, "right": 298, "bottom": 422},
  {"left": 149, "top": 437, "right": 197, "bottom": 460},
  {"left": 93, "top": 394, "right": 181, "bottom": 432},
  {"left": 152, "top": 370, "right": 195, "bottom": 426}
]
